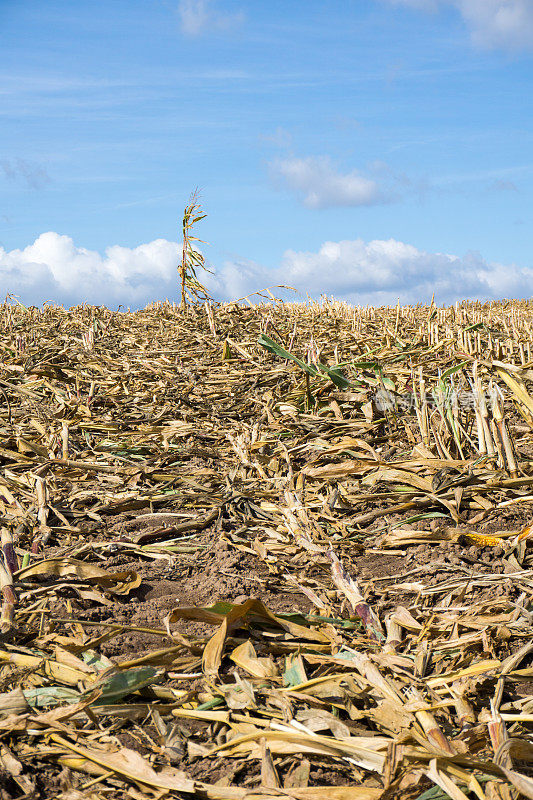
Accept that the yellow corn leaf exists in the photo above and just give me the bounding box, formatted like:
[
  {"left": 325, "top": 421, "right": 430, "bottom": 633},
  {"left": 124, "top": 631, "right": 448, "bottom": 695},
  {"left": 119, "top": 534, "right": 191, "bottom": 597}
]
[
  {"left": 230, "top": 641, "right": 280, "bottom": 679},
  {"left": 495, "top": 366, "right": 533, "bottom": 418},
  {"left": 50, "top": 734, "right": 195, "bottom": 793},
  {"left": 427, "top": 659, "right": 501, "bottom": 687},
  {"left": 362, "top": 467, "right": 434, "bottom": 493},
  {"left": 0, "top": 650, "right": 91, "bottom": 686},
  {"left": 209, "top": 729, "right": 388, "bottom": 773},
  {"left": 16, "top": 558, "right": 140, "bottom": 595}
]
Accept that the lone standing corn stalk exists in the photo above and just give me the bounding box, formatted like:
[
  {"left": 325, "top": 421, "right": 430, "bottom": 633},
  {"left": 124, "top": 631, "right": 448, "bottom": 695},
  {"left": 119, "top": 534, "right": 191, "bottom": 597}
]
[{"left": 179, "top": 190, "right": 210, "bottom": 310}]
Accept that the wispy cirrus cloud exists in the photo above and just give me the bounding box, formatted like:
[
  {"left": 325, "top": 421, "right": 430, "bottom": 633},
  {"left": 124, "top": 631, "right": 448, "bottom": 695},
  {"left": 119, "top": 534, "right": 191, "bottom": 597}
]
[
  {"left": 487, "top": 178, "right": 519, "bottom": 193},
  {"left": 1, "top": 158, "right": 51, "bottom": 190},
  {"left": 259, "top": 126, "right": 293, "bottom": 149},
  {"left": 177, "top": 0, "right": 244, "bottom": 36},
  {"left": 381, "top": 0, "right": 533, "bottom": 51},
  {"left": 2, "top": 231, "right": 531, "bottom": 309}
]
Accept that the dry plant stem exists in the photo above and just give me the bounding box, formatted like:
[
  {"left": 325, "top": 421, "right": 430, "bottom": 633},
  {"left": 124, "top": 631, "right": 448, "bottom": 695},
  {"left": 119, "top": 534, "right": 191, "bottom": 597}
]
[
  {"left": 490, "top": 416, "right": 506, "bottom": 470},
  {"left": 406, "top": 687, "right": 454, "bottom": 754},
  {"left": 474, "top": 369, "right": 497, "bottom": 462},
  {"left": 418, "top": 368, "right": 430, "bottom": 447},
  {"left": 179, "top": 190, "right": 210, "bottom": 310},
  {"left": 1, "top": 528, "right": 18, "bottom": 575},
  {"left": 491, "top": 386, "right": 518, "bottom": 478},
  {"left": 383, "top": 613, "right": 402, "bottom": 653},
  {"left": 0, "top": 560, "right": 16, "bottom": 633},
  {"left": 180, "top": 232, "right": 187, "bottom": 310},
  {"left": 61, "top": 423, "right": 69, "bottom": 460},
  {"left": 0, "top": 298, "right": 531, "bottom": 797},
  {"left": 328, "top": 550, "right": 383, "bottom": 640},
  {"left": 453, "top": 693, "right": 475, "bottom": 729},
  {"left": 35, "top": 476, "right": 48, "bottom": 528}
]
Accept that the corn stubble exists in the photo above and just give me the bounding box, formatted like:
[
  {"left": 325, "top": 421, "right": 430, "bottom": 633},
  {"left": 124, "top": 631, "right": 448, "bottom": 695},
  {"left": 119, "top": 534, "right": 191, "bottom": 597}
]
[{"left": 0, "top": 296, "right": 532, "bottom": 797}]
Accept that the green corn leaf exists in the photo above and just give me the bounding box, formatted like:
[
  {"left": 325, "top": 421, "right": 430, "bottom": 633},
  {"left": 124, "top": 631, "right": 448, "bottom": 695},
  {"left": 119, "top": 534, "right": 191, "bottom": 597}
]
[
  {"left": 24, "top": 686, "right": 81, "bottom": 708},
  {"left": 257, "top": 334, "right": 350, "bottom": 389},
  {"left": 89, "top": 667, "right": 161, "bottom": 706},
  {"left": 441, "top": 361, "right": 469, "bottom": 379}
]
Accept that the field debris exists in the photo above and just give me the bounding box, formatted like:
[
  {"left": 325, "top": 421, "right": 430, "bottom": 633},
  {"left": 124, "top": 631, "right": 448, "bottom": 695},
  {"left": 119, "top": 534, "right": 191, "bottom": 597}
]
[{"left": 0, "top": 297, "right": 532, "bottom": 798}]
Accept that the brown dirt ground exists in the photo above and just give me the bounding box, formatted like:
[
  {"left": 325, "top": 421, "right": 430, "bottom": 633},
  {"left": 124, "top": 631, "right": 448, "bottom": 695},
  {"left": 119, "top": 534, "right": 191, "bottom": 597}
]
[{"left": 37, "top": 498, "right": 532, "bottom": 794}]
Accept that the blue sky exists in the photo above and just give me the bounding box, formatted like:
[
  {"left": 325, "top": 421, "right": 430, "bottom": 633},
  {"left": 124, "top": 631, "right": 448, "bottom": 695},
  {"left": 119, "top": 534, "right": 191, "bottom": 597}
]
[{"left": 1, "top": 0, "right": 533, "bottom": 307}]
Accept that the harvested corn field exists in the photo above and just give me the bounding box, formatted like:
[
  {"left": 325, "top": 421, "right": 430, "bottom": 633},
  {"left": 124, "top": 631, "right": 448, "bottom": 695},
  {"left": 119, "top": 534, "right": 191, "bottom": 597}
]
[{"left": 1, "top": 297, "right": 533, "bottom": 799}]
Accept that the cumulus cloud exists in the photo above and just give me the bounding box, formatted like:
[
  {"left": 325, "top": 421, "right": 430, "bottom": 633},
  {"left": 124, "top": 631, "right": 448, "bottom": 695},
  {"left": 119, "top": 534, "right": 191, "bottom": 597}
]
[
  {"left": 275, "top": 239, "right": 533, "bottom": 305},
  {"left": 381, "top": 0, "right": 533, "bottom": 50},
  {"left": 1, "top": 231, "right": 531, "bottom": 309},
  {"left": 0, "top": 233, "right": 183, "bottom": 309},
  {"left": 1, "top": 158, "right": 51, "bottom": 190},
  {"left": 177, "top": 0, "right": 243, "bottom": 36},
  {"left": 270, "top": 156, "right": 383, "bottom": 209}
]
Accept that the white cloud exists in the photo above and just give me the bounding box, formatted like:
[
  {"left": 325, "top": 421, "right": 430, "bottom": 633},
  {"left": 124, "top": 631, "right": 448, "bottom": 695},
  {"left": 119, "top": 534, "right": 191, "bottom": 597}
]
[
  {"left": 1, "top": 231, "right": 532, "bottom": 309},
  {"left": 0, "top": 233, "right": 182, "bottom": 309},
  {"left": 275, "top": 239, "right": 533, "bottom": 305},
  {"left": 457, "top": 0, "right": 533, "bottom": 50},
  {"left": 177, "top": 0, "right": 243, "bottom": 36},
  {"left": 271, "top": 156, "right": 382, "bottom": 209},
  {"left": 270, "top": 156, "right": 423, "bottom": 208},
  {"left": 381, "top": 0, "right": 533, "bottom": 50}
]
